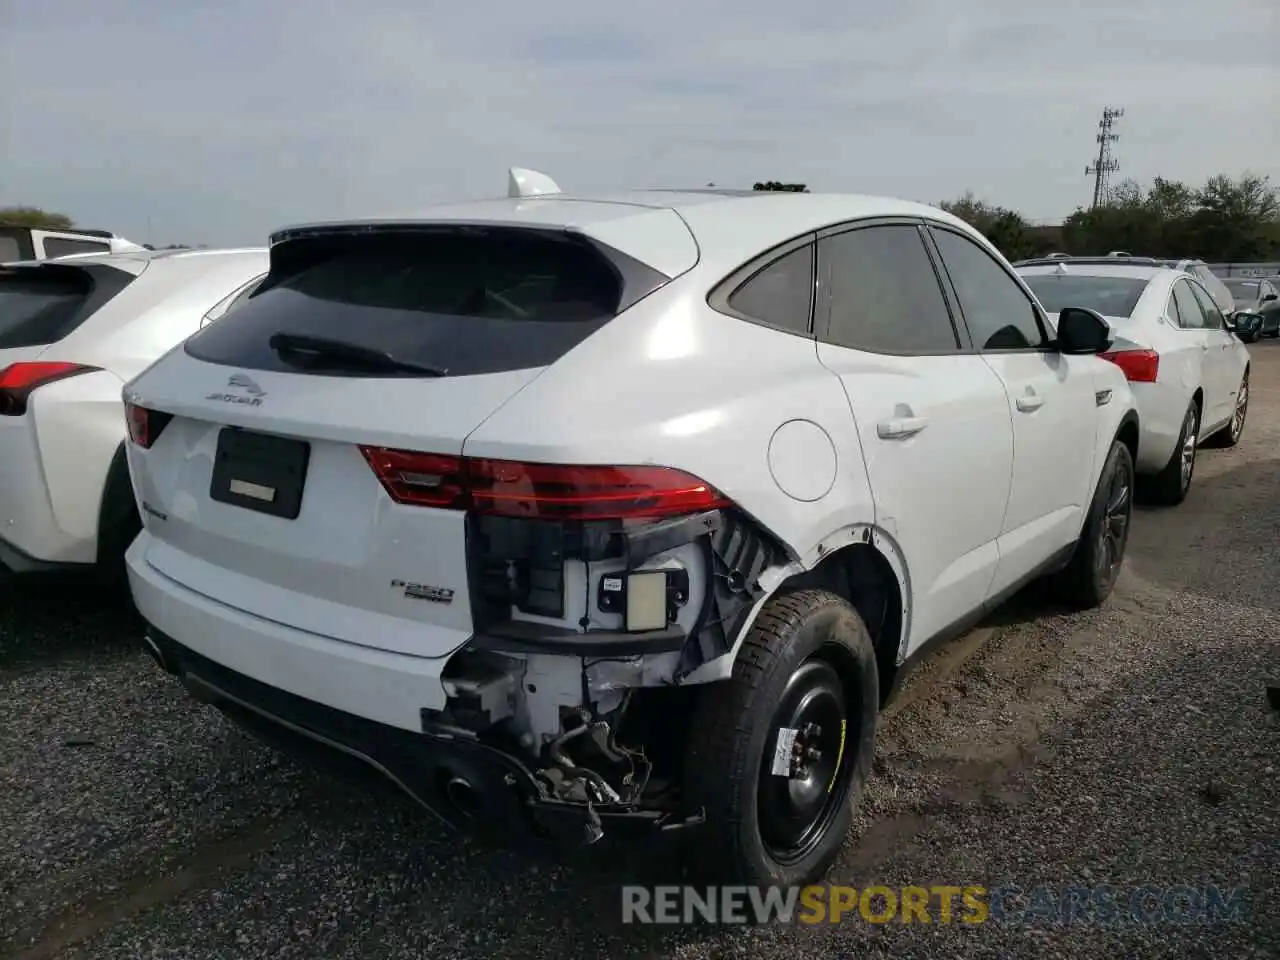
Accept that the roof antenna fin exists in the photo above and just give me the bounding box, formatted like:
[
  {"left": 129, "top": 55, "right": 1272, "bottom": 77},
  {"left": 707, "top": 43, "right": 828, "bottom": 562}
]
[{"left": 507, "top": 167, "right": 561, "bottom": 199}]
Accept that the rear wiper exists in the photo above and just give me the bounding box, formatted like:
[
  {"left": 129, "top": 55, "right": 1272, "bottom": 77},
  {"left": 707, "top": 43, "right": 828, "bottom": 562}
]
[{"left": 267, "top": 332, "right": 447, "bottom": 377}]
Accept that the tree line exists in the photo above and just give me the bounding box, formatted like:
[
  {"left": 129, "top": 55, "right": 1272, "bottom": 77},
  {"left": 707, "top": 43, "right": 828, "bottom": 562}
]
[
  {"left": 8, "top": 170, "right": 1279, "bottom": 263},
  {"left": 940, "top": 173, "right": 1280, "bottom": 264}
]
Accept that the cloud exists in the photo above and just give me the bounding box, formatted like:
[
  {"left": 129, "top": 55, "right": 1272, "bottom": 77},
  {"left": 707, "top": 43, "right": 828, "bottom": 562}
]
[{"left": 2, "top": 0, "right": 1276, "bottom": 246}]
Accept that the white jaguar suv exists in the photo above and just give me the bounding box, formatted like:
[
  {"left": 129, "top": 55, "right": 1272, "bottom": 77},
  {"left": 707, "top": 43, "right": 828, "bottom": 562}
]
[{"left": 122, "top": 170, "right": 1138, "bottom": 887}]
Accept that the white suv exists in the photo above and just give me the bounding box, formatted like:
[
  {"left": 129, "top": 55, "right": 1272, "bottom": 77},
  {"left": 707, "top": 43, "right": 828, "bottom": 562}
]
[
  {"left": 123, "top": 171, "right": 1139, "bottom": 887},
  {"left": 0, "top": 248, "right": 266, "bottom": 581}
]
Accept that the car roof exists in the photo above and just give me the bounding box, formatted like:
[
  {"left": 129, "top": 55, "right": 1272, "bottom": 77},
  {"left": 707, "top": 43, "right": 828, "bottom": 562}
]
[{"left": 273, "top": 189, "right": 977, "bottom": 278}]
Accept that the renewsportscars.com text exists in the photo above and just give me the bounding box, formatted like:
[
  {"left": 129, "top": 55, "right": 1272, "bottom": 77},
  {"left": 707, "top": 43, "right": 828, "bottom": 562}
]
[{"left": 621, "top": 884, "right": 1249, "bottom": 926}]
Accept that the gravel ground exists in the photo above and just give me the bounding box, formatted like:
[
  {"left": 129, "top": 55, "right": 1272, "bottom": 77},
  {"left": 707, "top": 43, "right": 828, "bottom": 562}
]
[{"left": 3, "top": 344, "right": 1279, "bottom": 960}]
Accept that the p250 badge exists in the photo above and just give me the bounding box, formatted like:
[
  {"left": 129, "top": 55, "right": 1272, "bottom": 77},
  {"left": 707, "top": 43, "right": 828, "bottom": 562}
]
[{"left": 391, "top": 580, "right": 455, "bottom": 604}]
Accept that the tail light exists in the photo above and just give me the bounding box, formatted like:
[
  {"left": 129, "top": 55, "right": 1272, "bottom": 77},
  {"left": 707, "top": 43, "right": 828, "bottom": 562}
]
[
  {"left": 1100, "top": 349, "right": 1160, "bottom": 383},
  {"left": 0, "top": 362, "right": 99, "bottom": 416},
  {"left": 359, "top": 446, "right": 730, "bottom": 520},
  {"left": 125, "top": 402, "right": 174, "bottom": 449}
]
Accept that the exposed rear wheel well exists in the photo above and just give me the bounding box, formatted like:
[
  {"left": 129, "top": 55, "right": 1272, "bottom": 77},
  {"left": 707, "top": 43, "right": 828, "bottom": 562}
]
[{"left": 776, "top": 543, "right": 903, "bottom": 706}]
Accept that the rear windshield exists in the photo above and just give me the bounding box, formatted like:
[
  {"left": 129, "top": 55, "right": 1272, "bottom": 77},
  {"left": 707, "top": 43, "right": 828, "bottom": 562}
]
[
  {"left": 0, "top": 263, "right": 137, "bottom": 348},
  {"left": 0, "top": 265, "right": 92, "bottom": 348},
  {"left": 1224, "top": 279, "right": 1259, "bottom": 299},
  {"left": 183, "top": 229, "right": 638, "bottom": 378},
  {"left": 1020, "top": 274, "right": 1149, "bottom": 318}
]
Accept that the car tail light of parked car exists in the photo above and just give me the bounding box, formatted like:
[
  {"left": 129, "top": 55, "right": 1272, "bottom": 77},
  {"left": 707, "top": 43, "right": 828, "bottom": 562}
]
[
  {"left": 125, "top": 402, "right": 173, "bottom": 449},
  {"left": 0, "top": 361, "right": 99, "bottom": 416},
  {"left": 359, "top": 446, "right": 730, "bottom": 520},
  {"left": 1100, "top": 349, "right": 1160, "bottom": 383}
]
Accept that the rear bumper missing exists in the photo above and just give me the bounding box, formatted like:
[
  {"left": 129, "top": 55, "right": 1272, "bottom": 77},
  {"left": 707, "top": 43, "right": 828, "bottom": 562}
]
[{"left": 143, "top": 626, "right": 698, "bottom": 847}]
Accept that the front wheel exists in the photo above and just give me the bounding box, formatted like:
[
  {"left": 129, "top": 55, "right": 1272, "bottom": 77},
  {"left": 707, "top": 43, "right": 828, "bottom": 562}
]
[
  {"left": 682, "top": 589, "right": 878, "bottom": 888},
  {"left": 1052, "top": 439, "right": 1134, "bottom": 609}
]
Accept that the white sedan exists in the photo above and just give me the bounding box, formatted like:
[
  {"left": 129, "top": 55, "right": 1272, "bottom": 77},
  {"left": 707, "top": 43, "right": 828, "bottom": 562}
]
[{"left": 1018, "top": 256, "right": 1250, "bottom": 506}]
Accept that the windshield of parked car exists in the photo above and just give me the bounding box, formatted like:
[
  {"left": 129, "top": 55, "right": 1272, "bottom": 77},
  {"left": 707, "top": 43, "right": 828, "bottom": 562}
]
[
  {"left": 1224, "top": 279, "right": 1260, "bottom": 303},
  {"left": 1019, "top": 273, "right": 1148, "bottom": 318}
]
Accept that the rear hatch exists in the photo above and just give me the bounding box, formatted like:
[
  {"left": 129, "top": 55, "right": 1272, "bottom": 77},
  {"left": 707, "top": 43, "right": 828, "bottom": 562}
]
[{"left": 125, "top": 222, "right": 677, "bottom": 658}]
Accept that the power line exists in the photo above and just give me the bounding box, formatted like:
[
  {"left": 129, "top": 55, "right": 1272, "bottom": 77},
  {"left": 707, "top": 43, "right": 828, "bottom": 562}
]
[{"left": 1085, "top": 107, "right": 1124, "bottom": 209}]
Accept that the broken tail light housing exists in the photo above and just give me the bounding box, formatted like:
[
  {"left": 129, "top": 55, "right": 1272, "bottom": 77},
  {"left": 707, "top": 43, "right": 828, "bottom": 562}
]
[
  {"left": 125, "top": 402, "right": 174, "bottom": 449},
  {"left": 358, "top": 446, "right": 730, "bottom": 521},
  {"left": 0, "top": 362, "right": 99, "bottom": 416},
  {"left": 1099, "top": 349, "right": 1160, "bottom": 383}
]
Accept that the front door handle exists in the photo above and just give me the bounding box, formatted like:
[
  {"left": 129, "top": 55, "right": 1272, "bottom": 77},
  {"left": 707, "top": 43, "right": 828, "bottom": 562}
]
[
  {"left": 1015, "top": 394, "right": 1044, "bottom": 413},
  {"left": 877, "top": 416, "right": 928, "bottom": 440}
]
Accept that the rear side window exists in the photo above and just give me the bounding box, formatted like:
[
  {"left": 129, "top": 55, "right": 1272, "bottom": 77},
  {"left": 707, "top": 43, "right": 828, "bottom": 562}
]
[
  {"left": 0, "top": 237, "right": 21, "bottom": 262},
  {"left": 42, "top": 237, "right": 112, "bottom": 258},
  {"left": 185, "top": 229, "right": 645, "bottom": 377},
  {"left": 820, "top": 225, "right": 959, "bottom": 353},
  {"left": 724, "top": 244, "right": 814, "bottom": 334}
]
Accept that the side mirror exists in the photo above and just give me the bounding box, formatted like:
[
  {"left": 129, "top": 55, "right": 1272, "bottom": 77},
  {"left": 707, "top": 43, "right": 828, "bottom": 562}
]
[
  {"left": 1056, "top": 306, "right": 1115, "bottom": 355},
  {"left": 1262, "top": 292, "right": 1277, "bottom": 303},
  {"left": 1228, "top": 311, "right": 1263, "bottom": 340}
]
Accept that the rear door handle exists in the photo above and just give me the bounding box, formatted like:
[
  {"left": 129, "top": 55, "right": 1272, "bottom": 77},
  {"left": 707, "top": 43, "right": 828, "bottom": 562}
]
[
  {"left": 876, "top": 416, "right": 928, "bottom": 439},
  {"left": 1015, "top": 394, "right": 1044, "bottom": 413}
]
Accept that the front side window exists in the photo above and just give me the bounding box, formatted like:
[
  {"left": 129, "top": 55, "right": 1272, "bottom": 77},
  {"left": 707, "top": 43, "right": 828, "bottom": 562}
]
[
  {"left": 1172, "top": 279, "right": 1208, "bottom": 329},
  {"left": 819, "top": 224, "right": 958, "bottom": 354},
  {"left": 931, "top": 228, "right": 1046, "bottom": 351},
  {"left": 1188, "top": 281, "right": 1224, "bottom": 329}
]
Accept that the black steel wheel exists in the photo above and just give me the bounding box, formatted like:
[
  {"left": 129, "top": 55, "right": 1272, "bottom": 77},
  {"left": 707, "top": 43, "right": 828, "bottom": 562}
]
[{"left": 683, "top": 589, "right": 878, "bottom": 888}]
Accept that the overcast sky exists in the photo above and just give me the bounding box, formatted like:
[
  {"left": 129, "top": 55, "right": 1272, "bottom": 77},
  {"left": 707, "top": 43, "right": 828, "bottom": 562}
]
[{"left": 3, "top": 0, "right": 1277, "bottom": 247}]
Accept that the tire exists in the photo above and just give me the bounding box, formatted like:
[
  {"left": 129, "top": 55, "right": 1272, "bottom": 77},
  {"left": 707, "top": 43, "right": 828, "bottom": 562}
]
[
  {"left": 682, "top": 589, "right": 878, "bottom": 888},
  {"left": 1207, "top": 369, "right": 1248, "bottom": 449},
  {"left": 1142, "top": 402, "right": 1198, "bottom": 507},
  {"left": 1052, "top": 439, "right": 1134, "bottom": 609}
]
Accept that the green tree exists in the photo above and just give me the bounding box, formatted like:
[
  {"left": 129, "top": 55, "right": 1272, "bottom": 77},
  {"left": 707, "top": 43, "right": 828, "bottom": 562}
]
[
  {"left": 1059, "top": 172, "right": 1280, "bottom": 261},
  {"left": 939, "top": 191, "right": 1044, "bottom": 260},
  {"left": 0, "top": 206, "right": 75, "bottom": 230},
  {"left": 1188, "top": 173, "right": 1278, "bottom": 262}
]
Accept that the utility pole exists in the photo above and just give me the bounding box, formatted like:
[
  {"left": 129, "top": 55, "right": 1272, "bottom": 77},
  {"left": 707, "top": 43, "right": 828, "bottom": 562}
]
[{"left": 1085, "top": 107, "right": 1123, "bottom": 209}]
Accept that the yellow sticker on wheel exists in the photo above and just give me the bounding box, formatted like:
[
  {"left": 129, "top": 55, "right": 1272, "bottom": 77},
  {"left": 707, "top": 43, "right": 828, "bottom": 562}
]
[{"left": 827, "top": 719, "right": 847, "bottom": 793}]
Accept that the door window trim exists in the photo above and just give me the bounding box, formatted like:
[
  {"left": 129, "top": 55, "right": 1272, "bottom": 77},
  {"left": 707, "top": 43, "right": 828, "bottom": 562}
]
[
  {"left": 811, "top": 216, "right": 969, "bottom": 356},
  {"left": 924, "top": 223, "right": 1054, "bottom": 354},
  {"left": 706, "top": 232, "right": 818, "bottom": 339}
]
